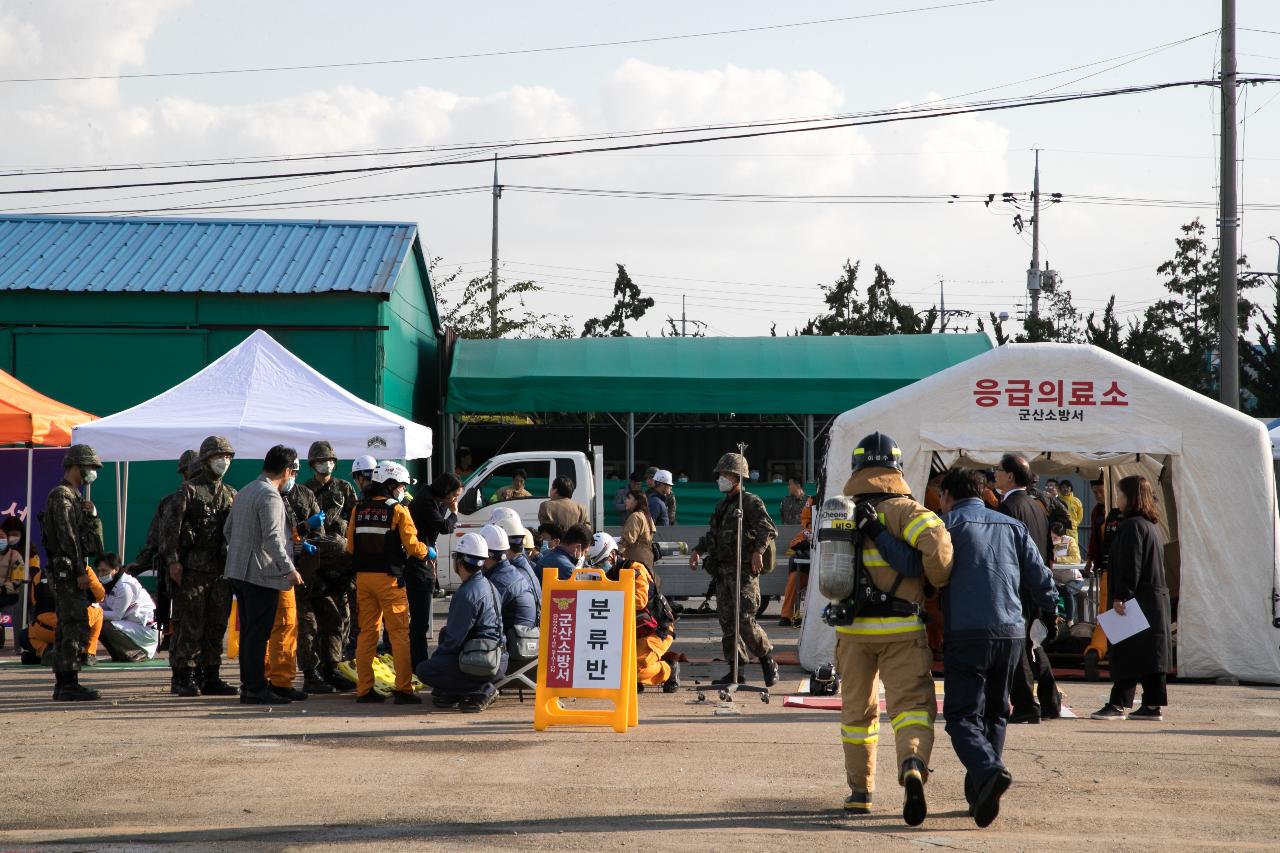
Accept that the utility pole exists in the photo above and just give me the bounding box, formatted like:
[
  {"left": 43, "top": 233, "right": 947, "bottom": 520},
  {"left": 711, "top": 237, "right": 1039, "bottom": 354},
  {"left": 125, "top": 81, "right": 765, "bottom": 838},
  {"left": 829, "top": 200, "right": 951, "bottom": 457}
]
[
  {"left": 490, "top": 153, "right": 502, "bottom": 337},
  {"left": 681, "top": 294, "right": 688, "bottom": 337},
  {"left": 1219, "top": 0, "right": 1240, "bottom": 408},
  {"left": 1027, "top": 149, "right": 1043, "bottom": 321},
  {"left": 939, "top": 278, "right": 947, "bottom": 332}
]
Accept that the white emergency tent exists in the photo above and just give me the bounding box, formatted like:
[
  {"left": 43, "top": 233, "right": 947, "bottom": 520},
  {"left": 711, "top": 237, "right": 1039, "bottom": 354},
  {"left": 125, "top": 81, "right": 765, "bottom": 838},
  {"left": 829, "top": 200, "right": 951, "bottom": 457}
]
[
  {"left": 73, "top": 329, "right": 433, "bottom": 462},
  {"left": 799, "top": 343, "right": 1280, "bottom": 684},
  {"left": 1269, "top": 424, "right": 1280, "bottom": 461}
]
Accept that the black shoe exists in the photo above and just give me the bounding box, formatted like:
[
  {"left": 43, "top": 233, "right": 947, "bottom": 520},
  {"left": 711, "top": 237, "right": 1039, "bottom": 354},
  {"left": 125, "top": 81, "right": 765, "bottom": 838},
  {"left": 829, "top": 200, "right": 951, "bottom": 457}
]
[
  {"left": 54, "top": 672, "right": 101, "bottom": 702},
  {"left": 1082, "top": 649, "right": 1100, "bottom": 681},
  {"left": 172, "top": 668, "right": 201, "bottom": 698},
  {"left": 1009, "top": 710, "right": 1041, "bottom": 724},
  {"left": 431, "top": 693, "right": 460, "bottom": 709},
  {"left": 201, "top": 667, "right": 238, "bottom": 696},
  {"left": 459, "top": 692, "right": 496, "bottom": 713},
  {"left": 304, "top": 676, "right": 336, "bottom": 695},
  {"left": 326, "top": 668, "right": 357, "bottom": 693},
  {"left": 843, "top": 793, "right": 872, "bottom": 815},
  {"left": 711, "top": 669, "right": 747, "bottom": 685},
  {"left": 973, "top": 769, "right": 1012, "bottom": 828},
  {"left": 760, "top": 655, "right": 780, "bottom": 688},
  {"left": 1090, "top": 704, "right": 1126, "bottom": 720},
  {"left": 271, "top": 685, "right": 308, "bottom": 701},
  {"left": 392, "top": 690, "right": 422, "bottom": 705},
  {"left": 1129, "top": 705, "right": 1163, "bottom": 721},
  {"left": 662, "top": 662, "right": 681, "bottom": 693},
  {"left": 241, "top": 687, "right": 287, "bottom": 705},
  {"left": 637, "top": 682, "right": 645, "bottom": 694},
  {"left": 901, "top": 759, "right": 928, "bottom": 827},
  {"left": 355, "top": 691, "right": 386, "bottom": 703},
  {"left": 20, "top": 650, "right": 42, "bottom": 665}
]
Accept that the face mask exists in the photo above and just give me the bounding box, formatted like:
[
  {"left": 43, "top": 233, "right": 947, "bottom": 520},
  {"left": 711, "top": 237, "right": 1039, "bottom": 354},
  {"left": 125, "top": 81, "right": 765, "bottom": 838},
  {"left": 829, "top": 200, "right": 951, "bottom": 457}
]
[
  {"left": 717, "top": 476, "right": 734, "bottom": 493},
  {"left": 539, "top": 540, "right": 550, "bottom": 554},
  {"left": 0, "top": 540, "right": 7, "bottom": 553},
  {"left": 314, "top": 461, "right": 334, "bottom": 476},
  {"left": 82, "top": 468, "right": 99, "bottom": 484},
  {"left": 392, "top": 488, "right": 406, "bottom": 502},
  {"left": 574, "top": 556, "right": 585, "bottom": 569},
  {"left": 282, "top": 476, "right": 296, "bottom": 493},
  {"left": 210, "top": 458, "right": 230, "bottom": 477},
  {"left": 677, "top": 477, "right": 688, "bottom": 484}
]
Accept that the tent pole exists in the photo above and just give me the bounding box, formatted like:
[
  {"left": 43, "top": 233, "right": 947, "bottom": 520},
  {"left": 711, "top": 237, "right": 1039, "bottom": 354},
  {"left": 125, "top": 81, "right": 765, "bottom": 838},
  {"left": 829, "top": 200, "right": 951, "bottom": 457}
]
[
  {"left": 20, "top": 445, "right": 33, "bottom": 630},
  {"left": 115, "top": 461, "right": 123, "bottom": 555},
  {"left": 804, "top": 415, "right": 815, "bottom": 483},
  {"left": 625, "top": 412, "right": 635, "bottom": 478},
  {"left": 122, "top": 461, "right": 130, "bottom": 558}
]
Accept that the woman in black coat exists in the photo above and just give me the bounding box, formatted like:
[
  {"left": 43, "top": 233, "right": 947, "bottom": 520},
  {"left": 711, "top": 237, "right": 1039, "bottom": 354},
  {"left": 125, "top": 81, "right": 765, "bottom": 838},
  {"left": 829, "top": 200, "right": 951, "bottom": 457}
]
[{"left": 1091, "top": 475, "right": 1172, "bottom": 721}]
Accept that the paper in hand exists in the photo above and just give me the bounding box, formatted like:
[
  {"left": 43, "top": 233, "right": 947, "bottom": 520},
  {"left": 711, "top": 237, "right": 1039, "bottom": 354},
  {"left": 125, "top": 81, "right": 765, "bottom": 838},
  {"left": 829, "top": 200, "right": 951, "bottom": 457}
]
[{"left": 1097, "top": 598, "right": 1150, "bottom": 643}]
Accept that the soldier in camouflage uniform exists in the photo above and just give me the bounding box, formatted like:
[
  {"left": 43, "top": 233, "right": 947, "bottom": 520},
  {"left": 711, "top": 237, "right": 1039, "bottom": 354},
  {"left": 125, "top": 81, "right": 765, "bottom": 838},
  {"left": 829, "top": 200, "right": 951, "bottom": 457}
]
[
  {"left": 689, "top": 451, "right": 780, "bottom": 686},
  {"left": 43, "top": 444, "right": 105, "bottom": 701},
  {"left": 160, "top": 435, "right": 238, "bottom": 698},
  {"left": 129, "top": 449, "right": 198, "bottom": 643},
  {"left": 301, "top": 440, "right": 358, "bottom": 691}
]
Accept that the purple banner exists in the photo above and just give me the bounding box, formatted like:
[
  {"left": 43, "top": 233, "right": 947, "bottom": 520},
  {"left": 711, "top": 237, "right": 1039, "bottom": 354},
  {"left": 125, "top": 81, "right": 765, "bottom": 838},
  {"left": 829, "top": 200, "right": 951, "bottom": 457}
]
[{"left": 0, "top": 448, "right": 69, "bottom": 565}]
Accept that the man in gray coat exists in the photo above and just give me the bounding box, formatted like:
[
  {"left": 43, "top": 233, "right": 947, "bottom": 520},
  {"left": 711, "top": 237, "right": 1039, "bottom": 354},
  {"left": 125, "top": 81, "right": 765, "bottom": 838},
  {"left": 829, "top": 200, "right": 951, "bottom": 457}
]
[{"left": 223, "top": 445, "right": 304, "bottom": 705}]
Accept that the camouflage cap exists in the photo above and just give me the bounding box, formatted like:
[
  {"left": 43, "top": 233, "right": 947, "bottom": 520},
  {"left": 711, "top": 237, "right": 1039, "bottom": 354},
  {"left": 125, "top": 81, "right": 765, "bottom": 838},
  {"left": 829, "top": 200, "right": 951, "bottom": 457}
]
[
  {"left": 177, "top": 449, "right": 199, "bottom": 473},
  {"left": 307, "top": 440, "right": 336, "bottom": 463},
  {"left": 713, "top": 452, "right": 749, "bottom": 477},
  {"left": 199, "top": 435, "right": 235, "bottom": 461},
  {"left": 63, "top": 444, "right": 102, "bottom": 469}
]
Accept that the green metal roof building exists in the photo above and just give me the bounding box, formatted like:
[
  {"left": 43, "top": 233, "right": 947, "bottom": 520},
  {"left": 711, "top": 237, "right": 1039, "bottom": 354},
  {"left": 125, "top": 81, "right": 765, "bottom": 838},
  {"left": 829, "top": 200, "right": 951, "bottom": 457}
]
[{"left": 0, "top": 214, "right": 441, "bottom": 553}]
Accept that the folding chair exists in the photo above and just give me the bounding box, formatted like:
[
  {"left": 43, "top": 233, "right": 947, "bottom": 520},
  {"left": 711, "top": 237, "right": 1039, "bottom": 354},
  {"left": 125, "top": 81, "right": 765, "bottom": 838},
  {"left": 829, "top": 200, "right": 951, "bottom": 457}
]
[{"left": 496, "top": 655, "right": 539, "bottom": 700}]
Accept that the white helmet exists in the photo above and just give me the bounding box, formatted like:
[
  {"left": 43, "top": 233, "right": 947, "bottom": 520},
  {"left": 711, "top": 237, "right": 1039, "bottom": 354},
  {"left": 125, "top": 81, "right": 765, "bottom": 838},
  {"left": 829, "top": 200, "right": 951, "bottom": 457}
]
[
  {"left": 372, "top": 460, "right": 412, "bottom": 485},
  {"left": 352, "top": 455, "right": 378, "bottom": 476},
  {"left": 585, "top": 531, "right": 619, "bottom": 567},
  {"left": 479, "top": 524, "right": 510, "bottom": 555},
  {"left": 488, "top": 507, "right": 528, "bottom": 543},
  {"left": 455, "top": 532, "right": 488, "bottom": 567},
  {"left": 654, "top": 469, "right": 674, "bottom": 486}
]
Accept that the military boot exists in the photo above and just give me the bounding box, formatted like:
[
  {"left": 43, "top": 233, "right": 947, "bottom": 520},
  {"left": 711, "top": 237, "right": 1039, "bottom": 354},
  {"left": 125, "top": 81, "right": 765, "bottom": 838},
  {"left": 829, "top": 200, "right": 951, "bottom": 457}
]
[
  {"left": 325, "top": 662, "right": 357, "bottom": 693},
  {"left": 173, "top": 667, "right": 201, "bottom": 697},
  {"left": 54, "top": 671, "right": 100, "bottom": 702},
  {"left": 201, "top": 665, "right": 239, "bottom": 696},
  {"left": 304, "top": 668, "right": 336, "bottom": 694},
  {"left": 901, "top": 758, "right": 928, "bottom": 827},
  {"left": 760, "top": 654, "right": 780, "bottom": 687},
  {"left": 662, "top": 661, "right": 682, "bottom": 693}
]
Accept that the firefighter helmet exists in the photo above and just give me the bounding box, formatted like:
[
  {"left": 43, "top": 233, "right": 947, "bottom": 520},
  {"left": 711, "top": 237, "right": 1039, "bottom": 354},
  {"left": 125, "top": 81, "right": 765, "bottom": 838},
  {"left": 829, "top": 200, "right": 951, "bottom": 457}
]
[{"left": 852, "top": 432, "right": 902, "bottom": 472}]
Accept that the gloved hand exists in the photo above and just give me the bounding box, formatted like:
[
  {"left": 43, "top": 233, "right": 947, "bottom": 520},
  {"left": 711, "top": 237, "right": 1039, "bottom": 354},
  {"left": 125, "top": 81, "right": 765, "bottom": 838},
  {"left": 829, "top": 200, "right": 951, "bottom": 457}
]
[
  {"left": 306, "top": 511, "right": 325, "bottom": 531},
  {"left": 301, "top": 541, "right": 318, "bottom": 555},
  {"left": 853, "top": 502, "right": 885, "bottom": 538},
  {"left": 427, "top": 545, "right": 437, "bottom": 561}
]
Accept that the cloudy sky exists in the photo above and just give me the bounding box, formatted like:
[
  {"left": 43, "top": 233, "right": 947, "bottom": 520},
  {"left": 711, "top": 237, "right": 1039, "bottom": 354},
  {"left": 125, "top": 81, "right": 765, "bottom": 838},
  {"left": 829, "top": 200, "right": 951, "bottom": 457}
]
[{"left": 2, "top": 0, "right": 1279, "bottom": 336}]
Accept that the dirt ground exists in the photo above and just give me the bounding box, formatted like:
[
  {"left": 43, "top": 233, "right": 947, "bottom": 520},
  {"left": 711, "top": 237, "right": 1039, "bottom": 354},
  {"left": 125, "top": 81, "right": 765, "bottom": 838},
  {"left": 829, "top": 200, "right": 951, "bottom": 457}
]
[{"left": 2, "top": 612, "right": 1278, "bottom": 853}]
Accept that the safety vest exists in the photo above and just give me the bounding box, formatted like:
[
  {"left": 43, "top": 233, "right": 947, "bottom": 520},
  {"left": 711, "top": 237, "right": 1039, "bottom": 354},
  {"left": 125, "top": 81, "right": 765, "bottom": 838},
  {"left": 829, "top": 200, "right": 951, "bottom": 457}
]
[{"left": 351, "top": 498, "right": 403, "bottom": 575}]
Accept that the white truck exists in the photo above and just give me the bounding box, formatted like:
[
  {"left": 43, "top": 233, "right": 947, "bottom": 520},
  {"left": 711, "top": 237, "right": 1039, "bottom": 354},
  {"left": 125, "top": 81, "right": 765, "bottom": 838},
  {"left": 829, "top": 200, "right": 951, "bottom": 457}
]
[
  {"left": 433, "top": 445, "right": 797, "bottom": 602},
  {"left": 434, "top": 447, "right": 604, "bottom": 590}
]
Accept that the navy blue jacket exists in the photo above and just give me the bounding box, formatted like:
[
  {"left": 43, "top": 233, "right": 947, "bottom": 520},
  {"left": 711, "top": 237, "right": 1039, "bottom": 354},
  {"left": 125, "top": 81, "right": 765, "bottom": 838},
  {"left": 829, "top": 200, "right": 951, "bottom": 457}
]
[
  {"left": 647, "top": 492, "right": 670, "bottom": 526},
  {"left": 486, "top": 559, "right": 538, "bottom": 629},
  {"left": 436, "top": 570, "right": 503, "bottom": 655},
  {"left": 537, "top": 545, "right": 580, "bottom": 581},
  {"left": 940, "top": 498, "right": 1057, "bottom": 640},
  {"left": 511, "top": 551, "right": 542, "bottom": 600}
]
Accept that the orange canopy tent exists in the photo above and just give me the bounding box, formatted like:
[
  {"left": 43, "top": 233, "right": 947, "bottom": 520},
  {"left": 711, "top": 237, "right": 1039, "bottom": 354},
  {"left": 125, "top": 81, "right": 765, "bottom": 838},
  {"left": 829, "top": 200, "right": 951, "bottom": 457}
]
[
  {"left": 0, "top": 368, "right": 95, "bottom": 446},
  {"left": 0, "top": 369, "right": 95, "bottom": 630}
]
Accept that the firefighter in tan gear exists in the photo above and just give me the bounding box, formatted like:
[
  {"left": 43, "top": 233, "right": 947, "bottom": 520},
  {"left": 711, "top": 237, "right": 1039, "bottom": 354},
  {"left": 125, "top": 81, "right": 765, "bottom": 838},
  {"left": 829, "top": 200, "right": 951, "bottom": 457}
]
[{"left": 825, "top": 432, "right": 953, "bottom": 826}]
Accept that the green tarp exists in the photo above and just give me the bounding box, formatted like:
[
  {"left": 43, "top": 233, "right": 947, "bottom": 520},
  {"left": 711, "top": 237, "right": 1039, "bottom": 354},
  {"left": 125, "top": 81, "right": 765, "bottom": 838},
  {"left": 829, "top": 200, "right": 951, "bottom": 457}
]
[{"left": 446, "top": 334, "right": 992, "bottom": 414}]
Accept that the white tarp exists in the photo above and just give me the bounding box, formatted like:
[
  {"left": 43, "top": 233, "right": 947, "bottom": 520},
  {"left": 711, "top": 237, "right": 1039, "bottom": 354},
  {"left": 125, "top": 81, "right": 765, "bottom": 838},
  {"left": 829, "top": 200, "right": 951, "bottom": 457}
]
[
  {"left": 73, "top": 329, "right": 432, "bottom": 462},
  {"left": 799, "top": 343, "right": 1280, "bottom": 684}
]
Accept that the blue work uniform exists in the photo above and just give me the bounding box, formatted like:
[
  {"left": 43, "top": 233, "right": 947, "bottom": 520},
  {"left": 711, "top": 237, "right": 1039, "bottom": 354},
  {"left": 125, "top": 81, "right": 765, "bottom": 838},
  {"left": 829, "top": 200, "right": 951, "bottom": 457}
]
[{"left": 414, "top": 570, "right": 507, "bottom": 700}]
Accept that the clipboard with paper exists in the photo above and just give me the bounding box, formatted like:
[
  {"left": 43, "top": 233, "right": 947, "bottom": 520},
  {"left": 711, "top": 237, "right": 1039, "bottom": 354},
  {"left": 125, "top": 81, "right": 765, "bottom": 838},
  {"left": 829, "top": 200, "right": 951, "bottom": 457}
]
[{"left": 1097, "top": 598, "right": 1149, "bottom": 643}]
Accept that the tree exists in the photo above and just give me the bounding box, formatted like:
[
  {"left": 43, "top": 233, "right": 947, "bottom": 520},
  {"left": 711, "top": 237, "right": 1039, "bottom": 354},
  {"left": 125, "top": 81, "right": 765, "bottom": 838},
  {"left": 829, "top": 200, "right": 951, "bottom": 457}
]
[
  {"left": 1018, "top": 287, "right": 1084, "bottom": 343},
  {"left": 1127, "top": 219, "right": 1255, "bottom": 400},
  {"left": 581, "top": 264, "right": 655, "bottom": 337},
  {"left": 1084, "top": 296, "right": 1124, "bottom": 355},
  {"left": 1242, "top": 280, "right": 1280, "bottom": 413},
  {"left": 977, "top": 312, "right": 1011, "bottom": 345},
  {"left": 430, "top": 258, "right": 573, "bottom": 340},
  {"left": 800, "top": 260, "right": 937, "bottom": 335}
]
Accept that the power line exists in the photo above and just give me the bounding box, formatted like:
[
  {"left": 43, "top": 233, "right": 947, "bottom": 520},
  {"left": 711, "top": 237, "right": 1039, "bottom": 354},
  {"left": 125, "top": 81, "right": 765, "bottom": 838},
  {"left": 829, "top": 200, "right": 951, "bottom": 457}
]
[
  {"left": 0, "top": 30, "right": 1218, "bottom": 179},
  {"left": 0, "top": 1, "right": 995, "bottom": 85},
  {"left": 0, "top": 79, "right": 1254, "bottom": 198}
]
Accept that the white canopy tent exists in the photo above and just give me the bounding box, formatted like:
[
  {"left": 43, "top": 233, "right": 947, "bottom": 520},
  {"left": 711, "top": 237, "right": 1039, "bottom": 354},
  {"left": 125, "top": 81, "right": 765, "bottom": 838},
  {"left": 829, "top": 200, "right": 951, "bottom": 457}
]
[
  {"left": 72, "top": 330, "right": 432, "bottom": 555},
  {"left": 799, "top": 343, "right": 1280, "bottom": 684},
  {"left": 1269, "top": 424, "right": 1280, "bottom": 461}
]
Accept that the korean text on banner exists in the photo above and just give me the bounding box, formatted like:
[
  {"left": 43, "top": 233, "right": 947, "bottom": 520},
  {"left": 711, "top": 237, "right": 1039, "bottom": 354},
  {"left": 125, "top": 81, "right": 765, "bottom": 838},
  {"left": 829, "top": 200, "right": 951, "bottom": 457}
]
[{"left": 534, "top": 567, "right": 638, "bottom": 733}]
